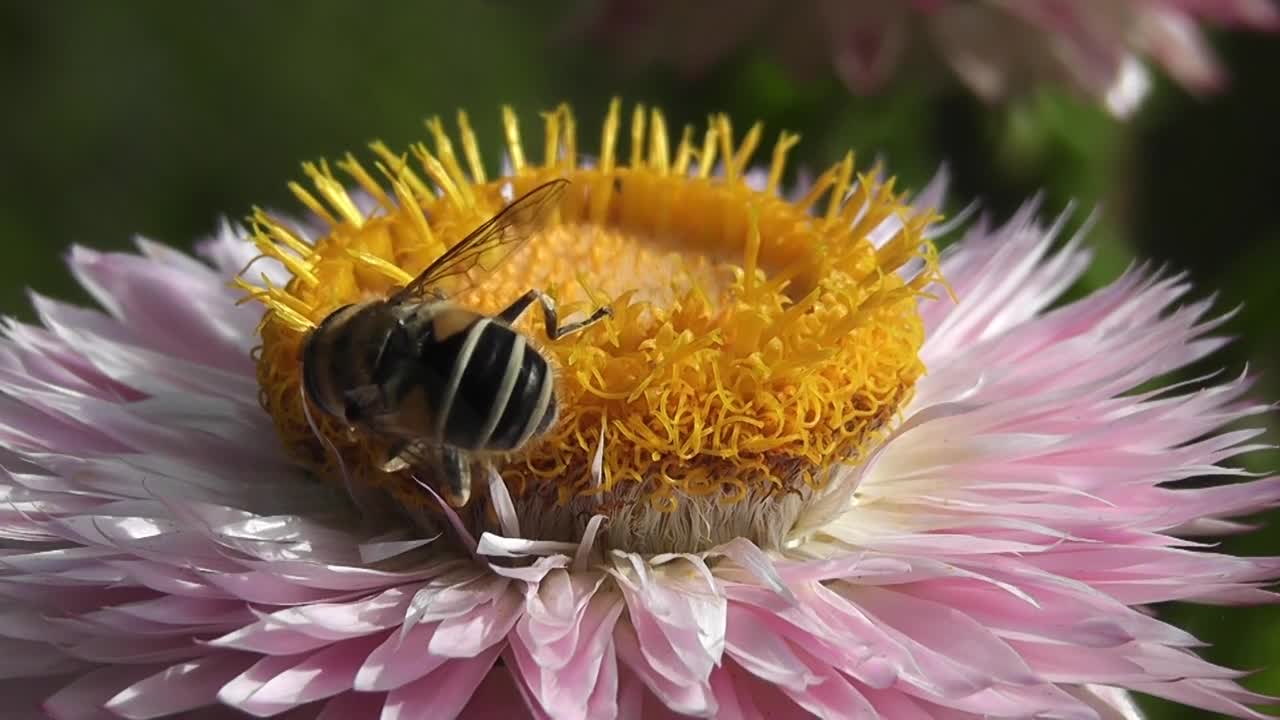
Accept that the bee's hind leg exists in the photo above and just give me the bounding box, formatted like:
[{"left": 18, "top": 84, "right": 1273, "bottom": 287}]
[
  {"left": 440, "top": 446, "right": 472, "bottom": 508},
  {"left": 379, "top": 440, "right": 472, "bottom": 508},
  {"left": 497, "top": 289, "right": 612, "bottom": 341}
]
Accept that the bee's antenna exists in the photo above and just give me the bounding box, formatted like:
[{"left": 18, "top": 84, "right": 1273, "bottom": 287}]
[{"left": 233, "top": 252, "right": 273, "bottom": 283}]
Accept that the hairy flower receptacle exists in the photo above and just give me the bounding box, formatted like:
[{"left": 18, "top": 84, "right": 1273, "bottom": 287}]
[{"left": 244, "top": 100, "right": 939, "bottom": 553}]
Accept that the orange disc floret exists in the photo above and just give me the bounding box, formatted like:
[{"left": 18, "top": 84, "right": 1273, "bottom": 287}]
[{"left": 241, "top": 100, "right": 939, "bottom": 525}]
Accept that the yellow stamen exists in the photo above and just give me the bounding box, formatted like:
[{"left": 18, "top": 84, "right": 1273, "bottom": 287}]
[
  {"left": 601, "top": 99, "right": 622, "bottom": 174},
  {"left": 287, "top": 180, "right": 337, "bottom": 228},
  {"left": 410, "top": 144, "right": 461, "bottom": 209},
  {"left": 456, "top": 110, "right": 486, "bottom": 184},
  {"left": 425, "top": 117, "right": 476, "bottom": 208},
  {"left": 731, "top": 120, "right": 764, "bottom": 181},
  {"left": 558, "top": 104, "right": 577, "bottom": 171},
  {"left": 630, "top": 104, "right": 646, "bottom": 170},
  {"left": 697, "top": 121, "right": 718, "bottom": 179},
  {"left": 336, "top": 153, "right": 395, "bottom": 214},
  {"left": 648, "top": 109, "right": 669, "bottom": 174},
  {"left": 345, "top": 248, "right": 415, "bottom": 286},
  {"left": 542, "top": 108, "right": 561, "bottom": 169},
  {"left": 502, "top": 105, "right": 525, "bottom": 173},
  {"left": 304, "top": 160, "right": 365, "bottom": 228},
  {"left": 767, "top": 131, "right": 800, "bottom": 196},
  {"left": 824, "top": 152, "right": 855, "bottom": 226},
  {"left": 672, "top": 125, "right": 695, "bottom": 176}
]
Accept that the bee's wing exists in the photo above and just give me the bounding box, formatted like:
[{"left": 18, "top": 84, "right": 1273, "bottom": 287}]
[{"left": 389, "top": 179, "right": 569, "bottom": 304}]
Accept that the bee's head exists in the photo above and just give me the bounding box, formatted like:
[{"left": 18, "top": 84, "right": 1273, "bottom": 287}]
[{"left": 300, "top": 304, "right": 358, "bottom": 422}]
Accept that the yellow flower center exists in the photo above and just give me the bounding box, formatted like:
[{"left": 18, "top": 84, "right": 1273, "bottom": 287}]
[{"left": 241, "top": 100, "right": 938, "bottom": 553}]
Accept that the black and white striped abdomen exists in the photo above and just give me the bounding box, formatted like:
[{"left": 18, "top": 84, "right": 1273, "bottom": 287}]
[{"left": 418, "top": 312, "right": 557, "bottom": 452}]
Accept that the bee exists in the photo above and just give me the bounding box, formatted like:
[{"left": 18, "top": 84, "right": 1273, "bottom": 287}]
[{"left": 301, "top": 179, "right": 611, "bottom": 507}]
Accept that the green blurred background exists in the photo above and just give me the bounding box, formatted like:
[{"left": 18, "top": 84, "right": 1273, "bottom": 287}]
[{"left": 0, "top": 3, "right": 1275, "bottom": 716}]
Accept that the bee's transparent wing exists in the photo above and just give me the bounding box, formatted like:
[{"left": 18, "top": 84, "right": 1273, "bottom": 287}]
[{"left": 389, "top": 178, "right": 568, "bottom": 303}]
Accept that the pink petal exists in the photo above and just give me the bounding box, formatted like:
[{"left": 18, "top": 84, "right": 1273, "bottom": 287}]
[
  {"left": 107, "top": 653, "right": 257, "bottom": 719},
  {"left": 221, "top": 635, "right": 383, "bottom": 715},
  {"left": 612, "top": 619, "right": 716, "bottom": 717},
  {"left": 381, "top": 644, "right": 504, "bottom": 720},
  {"left": 356, "top": 623, "right": 449, "bottom": 692},
  {"left": 43, "top": 664, "right": 165, "bottom": 720}
]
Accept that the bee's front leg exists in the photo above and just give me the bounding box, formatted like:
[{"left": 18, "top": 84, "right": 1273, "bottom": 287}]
[{"left": 497, "top": 289, "right": 612, "bottom": 341}]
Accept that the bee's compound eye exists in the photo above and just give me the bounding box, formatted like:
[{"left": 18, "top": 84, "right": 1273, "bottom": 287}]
[
  {"left": 301, "top": 340, "right": 333, "bottom": 418},
  {"left": 317, "top": 304, "right": 355, "bottom": 330},
  {"left": 301, "top": 304, "right": 360, "bottom": 422}
]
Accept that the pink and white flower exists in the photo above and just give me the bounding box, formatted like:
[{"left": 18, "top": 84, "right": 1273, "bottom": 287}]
[
  {"left": 0, "top": 127, "right": 1277, "bottom": 719},
  {"left": 585, "top": 0, "right": 1279, "bottom": 116}
]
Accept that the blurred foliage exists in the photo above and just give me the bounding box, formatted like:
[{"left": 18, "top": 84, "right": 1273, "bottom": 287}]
[{"left": 0, "top": 2, "right": 1276, "bottom": 717}]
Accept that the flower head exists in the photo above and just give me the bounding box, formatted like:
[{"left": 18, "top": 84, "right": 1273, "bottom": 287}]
[
  {"left": 586, "top": 1, "right": 1280, "bottom": 116},
  {"left": 1, "top": 101, "right": 1277, "bottom": 719},
  {"left": 245, "top": 101, "right": 935, "bottom": 554}
]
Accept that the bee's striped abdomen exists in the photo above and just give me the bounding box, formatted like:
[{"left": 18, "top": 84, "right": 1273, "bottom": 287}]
[
  {"left": 488, "top": 339, "right": 555, "bottom": 450},
  {"left": 305, "top": 298, "right": 560, "bottom": 459},
  {"left": 435, "top": 318, "right": 555, "bottom": 451}
]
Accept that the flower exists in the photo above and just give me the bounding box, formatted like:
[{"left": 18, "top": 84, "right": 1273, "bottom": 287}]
[
  {"left": 1, "top": 101, "right": 1278, "bottom": 719},
  {"left": 584, "top": 1, "right": 1280, "bottom": 116}
]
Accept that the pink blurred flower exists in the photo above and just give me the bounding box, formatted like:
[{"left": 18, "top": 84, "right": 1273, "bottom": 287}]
[
  {"left": 2, "top": 168, "right": 1279, "bottom": 720},
  {"left": 586, "top": 0, "right": 1279, "bottom": 116}
]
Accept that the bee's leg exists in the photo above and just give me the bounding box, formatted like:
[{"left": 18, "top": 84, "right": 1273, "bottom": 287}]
[
  {"left": 440, "top": 446, "right": 472, "bottom": 508},
  {"left": 495, "top": 290, "right": 538, "bottom": 324},
  {"left": 497, "top": 289, "right": 612, "bottom": 341},
  {"left": 378, "top": 440, "right": 412, "bottom": 473},
  {"left": 382, "top": 441, "right": 472, "bottom": 508}
]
